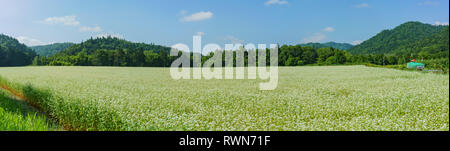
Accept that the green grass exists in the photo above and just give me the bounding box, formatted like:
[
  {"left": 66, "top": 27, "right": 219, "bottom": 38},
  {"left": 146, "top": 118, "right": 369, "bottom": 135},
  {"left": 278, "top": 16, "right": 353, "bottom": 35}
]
[
  {"left": 0, "top": 66, "right": 448, "bottom": 131},
  {"left": 0, "top": 90, "right": 56, "bottom": 131}
]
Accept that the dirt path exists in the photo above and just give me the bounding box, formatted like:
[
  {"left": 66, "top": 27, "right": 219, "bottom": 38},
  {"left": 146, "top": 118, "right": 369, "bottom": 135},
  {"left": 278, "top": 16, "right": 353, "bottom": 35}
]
[
  {"left": 0, "top": 84, "right": 48, "bottom": 116},
  {"left": 1, "top": 85, "right": 27, "bottom": 101},
  {"left": 0, "top": 84, "right": 66, "bottom": 131}
]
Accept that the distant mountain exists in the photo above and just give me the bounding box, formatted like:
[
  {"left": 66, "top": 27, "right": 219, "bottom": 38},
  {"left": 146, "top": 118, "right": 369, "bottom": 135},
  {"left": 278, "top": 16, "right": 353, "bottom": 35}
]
[
  {"left": 348, "top": 21, "right": 448, "bottom": 55},
  {"left": 31, "top": 43, "right": 74, "bottom": 57},
  {"left": 300, "top": 42, "right": 353, "bottom": 50},
  {"left": 0, "top": 34, "right": 36, "bottom": 66}
]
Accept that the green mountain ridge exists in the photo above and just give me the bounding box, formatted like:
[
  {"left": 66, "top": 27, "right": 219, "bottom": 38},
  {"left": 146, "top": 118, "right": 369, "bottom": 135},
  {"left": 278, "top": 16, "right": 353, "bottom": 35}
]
[
  {"left": 31, "top": 43, "right": 75, "bottom": 57},
  {"left": 300, "top": 42, "right": 354, "bottom": 50},
  {"left": 1, "top": 21, "right": 448, "bottom": 69},
  {"left": 56, "top": 36, "right": 170, "bottom": 56},
  {"left": 396, "top": 26, "right": 449, "bottom": 58},
  {"left": 34, "top": 36, "right": 174, "bottom": 66},
  {"left": 348, "top": 21, "right": 448, "bottom": 55}
]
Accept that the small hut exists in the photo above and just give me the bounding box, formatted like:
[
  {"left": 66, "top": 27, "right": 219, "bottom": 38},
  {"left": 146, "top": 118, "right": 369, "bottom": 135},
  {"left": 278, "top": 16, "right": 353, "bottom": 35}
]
[{"left": 407, "top": 59, "right": 425, "bottom": 70}]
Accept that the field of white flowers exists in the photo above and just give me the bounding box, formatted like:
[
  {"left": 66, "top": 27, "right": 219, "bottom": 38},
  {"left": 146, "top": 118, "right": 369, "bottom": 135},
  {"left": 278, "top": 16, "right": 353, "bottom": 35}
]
[{"left": 0, "top": 66, "right": 448, "bottom": 131}]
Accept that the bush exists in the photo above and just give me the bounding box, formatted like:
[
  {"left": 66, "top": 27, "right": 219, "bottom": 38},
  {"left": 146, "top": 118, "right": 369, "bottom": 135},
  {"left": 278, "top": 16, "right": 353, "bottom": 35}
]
[{"left": 49, "top": 61, "right": 73, "bottom": 66}]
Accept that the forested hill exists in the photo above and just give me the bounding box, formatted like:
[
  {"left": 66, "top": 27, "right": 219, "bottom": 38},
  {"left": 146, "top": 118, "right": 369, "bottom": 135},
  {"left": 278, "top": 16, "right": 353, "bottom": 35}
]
[
  {"left": 348, "top": 21, "right": 448, "bottom": 55},
  {"left": 300, "top": 42, "right": 353, "bottom": 50},
  {"left": 395, "top": 26, "right": 449, "bottom": 58},
  {"left": 34, "top": 36, "right": 174, "bottom": 66},
  {"left": 31, "top": 43, "right": 74, "bottom": 57},
  {"left": 55, "top": 36, "right": 170, "bottom": 56},
  {"left": 0, "top": 34, "right": 36, "bottom": 66}
]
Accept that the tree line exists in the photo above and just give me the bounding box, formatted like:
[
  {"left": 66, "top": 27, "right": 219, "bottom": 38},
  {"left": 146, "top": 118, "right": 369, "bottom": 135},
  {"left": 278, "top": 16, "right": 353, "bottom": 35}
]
[
  {"left": 33, "top": 41, "right": 436, "bottom": 67},
  {"left": 2, "top": 23, "right": 448, "bottom": 70}
]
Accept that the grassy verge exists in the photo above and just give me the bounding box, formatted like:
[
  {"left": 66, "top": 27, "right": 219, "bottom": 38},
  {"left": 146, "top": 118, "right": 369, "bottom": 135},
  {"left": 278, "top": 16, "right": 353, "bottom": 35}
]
[
  {"left": 0, "top": 89, "right": 57, "bottom": 131},
  {"left": 0, "top": 76, "right": 124, "bottom": 131}
]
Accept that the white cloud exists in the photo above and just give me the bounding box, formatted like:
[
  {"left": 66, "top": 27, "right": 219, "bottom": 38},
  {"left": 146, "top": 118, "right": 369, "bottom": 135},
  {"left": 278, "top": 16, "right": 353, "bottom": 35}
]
[
  {"left": 434, "top": 21, "right": 449, "bottom": 26},
  {"left": 43, "top": 15, "right": 80, "bottom": 26},
  {"left": 16, "top": 36, "right": 46, "bottom": 46},
  {"left": 351, "top": 40, "right": 363, "bottom": 45},
  {"left": 42, "top": 16, "right": 105, "bottom": 33},
  {"left": 354, "top": 3, "right": 369, "bottom": 8},
  {"left": 418, "top": 1, "right": 440, "bottom": 6},
  {"left": 196, "top": 32, "right": 205, "bottom": 36},
  {"left": 224, "top": 35, "right": 245, "bottom": 44},
  {"left": 179, "top": 10, "right": 187, "bottom": 15},
  {"left": 323, "top": 27, "right": 335, "bottom": 32},
  {"left": 301, "top": 33, "right": 326, "bottom": 43},
  {"left": 181, "top": 11, "right": 213, "bottom": 22},
  {"left": 94, "top": 33, "right": 124, "bottom": 39},
  {"left": 79, "top": 25, "right": 102, "bottom": 32},
  {"left": 265, "top": 0, "right": 288, "bottom": 6}
]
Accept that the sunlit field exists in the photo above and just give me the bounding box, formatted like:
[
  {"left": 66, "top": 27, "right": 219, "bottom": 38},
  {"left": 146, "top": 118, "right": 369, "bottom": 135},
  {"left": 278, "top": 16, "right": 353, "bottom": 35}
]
[{"left": 0, "top": 66, "right": 448, "bottom": 131}]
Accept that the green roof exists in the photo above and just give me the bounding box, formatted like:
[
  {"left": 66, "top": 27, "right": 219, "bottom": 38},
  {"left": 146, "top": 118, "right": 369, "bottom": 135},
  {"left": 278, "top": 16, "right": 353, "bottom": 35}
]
[{"left": 407, "top": 62, "right": 425, "bottom": 68}]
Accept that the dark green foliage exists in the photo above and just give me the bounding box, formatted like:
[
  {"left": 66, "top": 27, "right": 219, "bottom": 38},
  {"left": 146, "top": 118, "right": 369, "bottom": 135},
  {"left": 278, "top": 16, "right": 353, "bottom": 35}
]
[
  {"left": 57, "top": 36, "right": 169, "bottom": 56},
  {"left": 0, "top": 34, "right": 36, "bottom": 66},
  {"left": 270, "top": 45, "right": 354, "bottom": 66},
  {"left": 348, "top": 22, "right": 448, "bottom": 71},
  {"left": 279, "top": 45, "right": 304, "bottom": 66},
  {"left": 396, "top": 26, "right": 449, "bottom": 59},
  {"left": 15, "top": 21, "right": 450, "bottom": 71},
  {"left": 421, "top": 58, "right": 449, "bottom": 73},
  {"left": 35, "top": 36, "right": 174, "bottom": 67},
  {"left": 31, "top": 43, "right": 74, "bottom": 57},
  {"left": 36, "top": 37, "right": 360, "bottom": 67},
  {"left": 300, "top": 42, "right": 354, "bottom": 50},
  {"left": 348, "top": 21, "right": 447, "bottom": 55}
]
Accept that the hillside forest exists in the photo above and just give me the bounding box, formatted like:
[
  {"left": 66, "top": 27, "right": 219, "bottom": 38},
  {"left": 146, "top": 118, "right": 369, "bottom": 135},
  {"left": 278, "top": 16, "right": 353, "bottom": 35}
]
[{"left": 0, "top": 21, "right": 448, "bottom": 72}]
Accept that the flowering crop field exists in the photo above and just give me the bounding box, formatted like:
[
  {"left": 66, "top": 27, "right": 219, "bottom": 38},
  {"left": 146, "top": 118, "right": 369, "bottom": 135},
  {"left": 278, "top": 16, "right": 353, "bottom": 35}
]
[{"left": 0, "top": 66, "right": 448, "bottom": 131}]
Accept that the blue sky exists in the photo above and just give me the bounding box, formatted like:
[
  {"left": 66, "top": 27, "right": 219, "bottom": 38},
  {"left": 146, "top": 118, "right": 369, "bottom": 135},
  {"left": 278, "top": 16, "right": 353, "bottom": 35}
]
[{"left": 0, "top": 0, "right": 448, "bottom": 47}]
